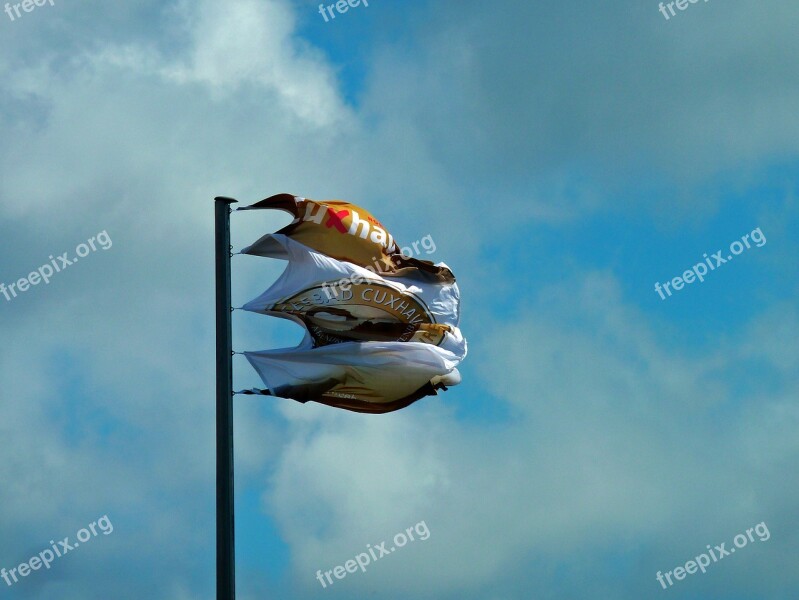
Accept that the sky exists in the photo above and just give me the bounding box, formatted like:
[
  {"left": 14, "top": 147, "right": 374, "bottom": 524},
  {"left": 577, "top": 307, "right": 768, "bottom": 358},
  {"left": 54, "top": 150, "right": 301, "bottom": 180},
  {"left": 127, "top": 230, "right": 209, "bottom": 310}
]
[{"left": 0, "top": 0, "right": 798, "bottom": 598}]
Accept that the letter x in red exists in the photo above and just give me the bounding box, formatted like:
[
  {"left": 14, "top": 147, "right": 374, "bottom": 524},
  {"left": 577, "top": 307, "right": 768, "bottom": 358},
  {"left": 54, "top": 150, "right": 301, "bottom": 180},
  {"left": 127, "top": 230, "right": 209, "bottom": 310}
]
[{"left": 325, "top": 208, "right": 349, "bottom": 233}]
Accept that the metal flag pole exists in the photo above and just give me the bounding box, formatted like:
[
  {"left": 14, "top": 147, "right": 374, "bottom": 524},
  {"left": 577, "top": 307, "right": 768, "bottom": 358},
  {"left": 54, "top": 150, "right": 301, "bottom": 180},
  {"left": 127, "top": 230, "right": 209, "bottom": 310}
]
[{"left": 215, "top": 196, "right": 237, "bottom": 600}]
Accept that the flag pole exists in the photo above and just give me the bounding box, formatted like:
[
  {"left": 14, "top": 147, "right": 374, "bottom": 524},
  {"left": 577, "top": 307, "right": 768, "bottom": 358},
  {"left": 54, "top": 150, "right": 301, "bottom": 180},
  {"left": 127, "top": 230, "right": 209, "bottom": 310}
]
[{"left": 215, "top": 196, "right": 237, "bottom": 600}]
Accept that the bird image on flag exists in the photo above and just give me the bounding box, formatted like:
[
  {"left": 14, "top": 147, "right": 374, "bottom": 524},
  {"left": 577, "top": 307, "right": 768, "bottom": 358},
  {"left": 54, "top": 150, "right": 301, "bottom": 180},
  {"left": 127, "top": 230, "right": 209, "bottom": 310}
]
[{"left": 237, "top": 193, "right": 467, "bottom": 413}]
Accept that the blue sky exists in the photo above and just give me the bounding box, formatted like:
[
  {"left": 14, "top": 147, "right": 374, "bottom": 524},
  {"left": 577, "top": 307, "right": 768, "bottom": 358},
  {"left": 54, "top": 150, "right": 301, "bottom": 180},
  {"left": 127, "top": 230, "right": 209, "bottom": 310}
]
[{"left": 1, "top": 0, "right": 798, "bottom": 598}]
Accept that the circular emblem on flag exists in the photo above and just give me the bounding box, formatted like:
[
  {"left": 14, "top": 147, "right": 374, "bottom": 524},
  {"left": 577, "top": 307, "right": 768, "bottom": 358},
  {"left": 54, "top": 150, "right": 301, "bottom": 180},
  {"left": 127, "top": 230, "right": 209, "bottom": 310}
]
[{"left": 270, "top": 282, "right": 451, "bottom": 347}]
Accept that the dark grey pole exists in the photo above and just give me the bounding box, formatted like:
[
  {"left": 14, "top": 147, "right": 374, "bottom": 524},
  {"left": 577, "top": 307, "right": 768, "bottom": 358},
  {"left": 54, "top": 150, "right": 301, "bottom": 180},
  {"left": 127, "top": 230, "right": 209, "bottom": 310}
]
[{"left": 215, "top": 196, "right": 237, "bottom": 600}]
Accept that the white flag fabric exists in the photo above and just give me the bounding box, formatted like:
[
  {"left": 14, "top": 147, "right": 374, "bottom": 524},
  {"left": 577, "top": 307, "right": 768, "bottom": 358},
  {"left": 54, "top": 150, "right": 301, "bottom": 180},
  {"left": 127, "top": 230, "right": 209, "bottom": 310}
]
[
  {"left": 244, "top": 333, "right": 464, "bottom": 414},
  {"left": 242, "top": 233, "right": 463, "bottom": 351}
]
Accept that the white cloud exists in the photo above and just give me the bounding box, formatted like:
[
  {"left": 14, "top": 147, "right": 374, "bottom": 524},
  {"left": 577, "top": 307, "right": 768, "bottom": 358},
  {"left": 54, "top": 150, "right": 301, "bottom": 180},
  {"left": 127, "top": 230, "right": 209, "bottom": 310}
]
[{"left": 262, "top": 273, "right": 799, "bottom": 598}]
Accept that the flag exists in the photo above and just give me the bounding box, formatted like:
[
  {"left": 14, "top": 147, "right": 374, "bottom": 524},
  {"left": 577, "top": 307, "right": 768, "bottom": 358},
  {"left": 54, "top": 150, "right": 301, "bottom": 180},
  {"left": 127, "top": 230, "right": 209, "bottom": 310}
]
[
  {"left": 239, "top": 193, "right": 453, "bottom": 281},
  {"left": 239, "top": 194, "right": 466, "bottom": 413},
  {"left": 243, "top": 335, "right": 464, "bottom": 414},
  {"left": 241, "top": 234, "right": 461, "bottom": 348}
]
